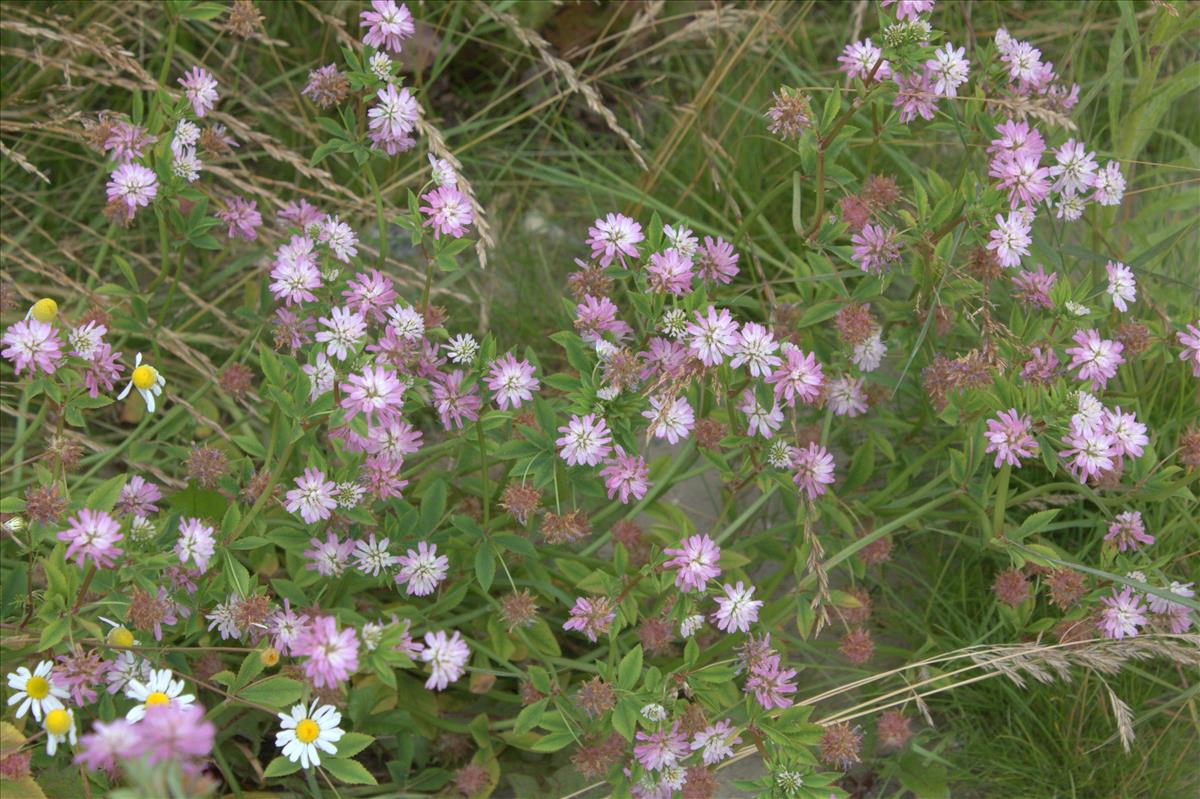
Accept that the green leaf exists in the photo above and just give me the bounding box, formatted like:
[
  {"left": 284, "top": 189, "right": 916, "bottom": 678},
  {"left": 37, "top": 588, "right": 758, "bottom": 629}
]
[
  {"left": 232, "top": 651, "right": 266, "bottom": 693},
  {"left": 86, "top": 474, "right": 128, "bottom": 513},
  {"left": 514, "top": 697, "right": 548, "bottom": 735},
  {"left": 321, "top": 757, "right": 377, "bottom": 785},
  {"left": 616, "top": 645, "right": 643, "bottom": 690},
  {"left": 239, "top": 677, "right": 303, "bottom": 708},
  {"left": 418, "top": 480, "right": 447, "bottom": 535},
  {"left": 1011, "top": 509, "right": 1060, "bottom": 542},
  {"left": 38, "top": 617, "right": 69, "bottom": 650},
  {"left": 333, "top": 732, "right": 375, "bottom": 759},
  {"left": 263, "top": 756, "right": 301, "bottom": 778},
  {"left": 475, "top": 546, "right": 496, "bottom": 592}
]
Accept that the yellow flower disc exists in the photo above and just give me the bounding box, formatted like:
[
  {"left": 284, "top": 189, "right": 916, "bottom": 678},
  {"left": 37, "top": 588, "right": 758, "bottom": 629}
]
[
  {"left": 296, "top": 718, "right": 320, "bottom": 744},
  {"left": 44, "top": 708, "right": 70, "bottom": 736},
  {"left": 144, "top": 691, "right": 170, "bottom": 707},
  {"left": 107, "top": 626, "right": 135, "bottom": 648},
  {"left": 26, "top": 675, "right": 50, "bottom": 700},
  {"left": 30, "top": 298, "right": 58, "bottom": 323},
  {"left": 131, "top": 365, "right": 158, "bottom": 390}
]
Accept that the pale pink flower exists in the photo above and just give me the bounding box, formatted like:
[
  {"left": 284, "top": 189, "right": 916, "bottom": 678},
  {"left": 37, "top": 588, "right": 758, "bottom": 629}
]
[
  {"left": 791, "top": 443, "right": 835, "bottom": 499},
  {"left": 926, "top": 43, "right": 969, "bottom": 96},
  {"left": 1099, "top": 587, "right": 1146, "bottom": 640},
  {"left": 563, "top": 596, "right": 615, "bottom": 642},
  {"left": 686, "top": 305, "right": 739, "bottom": 367},
  {"left": 316, "top": 306, "right": 367, "bottom": 361},
  {"left": 1012, "top": 264, "right": 1056, "bottom": 309},
  {"left": 485, "top": 353, "right": 539, "bottom": 410},
  {"left": 175, "top": 517, "right": 215, "bottom": 572},
  {"left": 1091, "top": 161, "right": 1125, "bottom": 206},
  {"left": 420, "top": 630, "right": 469, "bottom": 690},
  {"left": 767, "top": 344, "right": 824, "bottom": 407},
  {"left": 179, "top": 67, "right": 218, "bottom": 117},
  {"left": 1065, "top": 329, "right": 1123, "bottom": 391},
  {"left": 663, "top": 534, "right": 721, "bottom": 593},
  {"left": 342, "top": 269, "right": 397, "bottom": 323},
  {"left": 642, "top": 395, "right": 694, "bottom": 445},
  {"left": 882, "top": 0, "right": 935, "bottom": 21},
  {"left": 305, "top": 532, "right": 355, "bottom": 577},
  {"left": 633, "top": 723, "right": 688, "bottom": 772},
  {"left": 1105, "top": 261, "right": 1136, "bottom": 312},
  {"left": 574, "top": 295, "right": 632, "bottom": 342},
  {"left": 117, "top": 476, "right": 162, "bottom": 517},
  {"left": 57, "top": 509, "right": 123, "bottom": 569},
  {"left": 826, "top": 375, "right": 868, "bottom": 417},
  {"left": 586, "top": 213, "right": 643, "bottom": 267},
  {"left": 340, "top": 365, "right": 405, "bottom": 425},
  {"left": 984, "top": 409, "right": 1039, "bottom": 468},
  {"left": 730, "top": 322, "right": 781, "bottom": 377},
  {"left": 269, "top": 235, "right": 321, "bottom": 305},
  {"left": 696, "top": 235, "right": 739, "bottom": 283},
  {"left": 986, "top": 211, "right": 1032, "bottom": 269},
  {"left": 295, "top": 616, "right": 359, "bottom": 688},
  {"left": 837, "top": 39, "right": 891, "bottom": 82},
  {"left": 1178, "top": 323, "right": 1200, "bottom": 377},
  {"left": 396, "top": 541, "right": 449, "bottom": 596},
  {"left": 744, "top": 654, "right": 797, "bottom": 709},
  {"left": 318, "top": 215, "right": 358, "bottom": 263},
  {"left": 556, "top": 413, "right": 612, "bottom": 466},
  {"left": 992, "top": 153, "right": 1051, "bottom": 209},
  {"left": 285, "top": 467, "right": 338, "bottom": 524},
  {"left": 1105, "top": 511, "right": 1154, "bottom": 552},
  {"left": 1102, "top": 407, "right": 1147, "bottom": 458},
  {"left": 2, "top": 319, "right": 63, "bottom": 376},
  {"left": 713, "top": 581, "right": 763, "bottom": 633},
  {"left": 691, "top": 721, "right": 741, "bottom": 765},
  {"left": 106, "top": 163, "right": 157, "bottom": 212},
  {"left": 420, "top": 186, "right": 473, "bottom": 239},
  {"left": 1049, "top": 139, "right": 1098, "bottom": 195},
  {"left": 740, "top": 390, "right": 783, "bottom": 439},
  {"left": 892, "top": 71, "right": 938, "bottom": 124},
  {"left": 601, "top": 447, "right": 650, "bottom": 504},
  {"left": 1059, "top": 423, "right": 1115, "bottom": 482},
  {"left": 432, "top": 370, "right": 481, "bottom": 430},
  {"left": 360, "top": 0, "right": 414, "bottom": 53},
  {"left": 646, "top": 248, "right": 694, "bottom": 295},
  {"left": 850, "top": 223, "right": 901, "bottom": 274}
]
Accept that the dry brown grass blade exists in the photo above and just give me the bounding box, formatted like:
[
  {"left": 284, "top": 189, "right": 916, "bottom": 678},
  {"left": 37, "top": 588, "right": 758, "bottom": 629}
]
[
  {"left": 0, "top": 140, "right": 50, "bottom": 184},
  {"left": 474, "top": 1, "right": 648, "bottom": 171}
]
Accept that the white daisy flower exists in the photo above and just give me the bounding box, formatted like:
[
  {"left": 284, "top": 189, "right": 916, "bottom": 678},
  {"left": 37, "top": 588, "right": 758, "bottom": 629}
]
[
  {"left": 124, "top": 668, "right": 195, "bottom": 722},
  {"left": 43, "top": 707, "right": 76, "bottom": 755},
  {"left": 116, "top": 352, "right": 166, "bottom": 413},
  {"left": 6, "top": 660, "right": 68, "bottom": 721},
  {"left": 276, "top": 700, "right": 345, "bottom": 769}
]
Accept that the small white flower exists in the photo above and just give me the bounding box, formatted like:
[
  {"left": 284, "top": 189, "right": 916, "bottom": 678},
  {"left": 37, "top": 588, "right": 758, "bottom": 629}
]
[
  {"left": 172, "top": 119, "right": 201, "bottom": 155},
  {"left": 361, "top": 622, "right": 385, "bottom": 652},
  {"left": 68, "top": 321, "right": 106, "bottom": 360},
  {"left": 767, "top": 440, "right": 793, "bottom": 469},
  {"left": 660, "top": 308, "right": 688, "bottom": 338},
  {"left": 1065, "top": 300, "right": 1091, "bottom": 317},
  {"left": 641, "top": 703, "right": 668, "bottom": 722},
  {"left": 663, "top": 224, "right": 699, "bottom": 259},
  {"left": 369, "top": 51, "right": 393, "bottom": 82},
  {"left": 428, "top": 154, "right": 458, "bottom": 188},
  {"left": 6, "top": 660, "right": 67, "bottom": 721},
  {"left": 43, "top": 707, "right": 76, "bottom": 756},
  {"left": 124, "top": 668, "right": 195, "bottom": 722},
  {"left": 852, "top": 331, "right": 886, "bottom": 373},
  {"left": 276, "top": 700, "right": 344, "bottom": 769},
  {"left": 680, "top": 614, "right": 705, "bottom": 637},
  {"left": 444, "top": 334, "right": 479, "bottom": 364},
  {"left": 172, "top": 147, "right": 203, "bottom": 183},
  {"left": 387, "top": 303, "right": 425, "bottom": 340},
  {"left": 117, "top": 352, "right": 166, "bottom": 413},
  {"left": 596, "top": 385, "right": 621, "bottom": 401}
]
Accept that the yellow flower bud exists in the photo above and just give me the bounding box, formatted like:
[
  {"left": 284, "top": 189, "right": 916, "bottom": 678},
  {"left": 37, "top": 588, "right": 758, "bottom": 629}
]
[{"left": 30, "top": 298, "right": 58, "bottom": 323}]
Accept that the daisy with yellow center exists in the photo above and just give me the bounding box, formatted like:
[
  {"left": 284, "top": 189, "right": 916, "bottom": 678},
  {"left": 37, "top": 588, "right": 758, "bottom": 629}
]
[
  {"left": 43, "top": 707, "right": 76, "bottom": 755},
  {"left": 124, "top": 668, "right": 194, "bottom": 722},
  {"left": 6, "top": 660, "right": 68, "bottom": 721},
  {"left": 27, "top": 298, "right": 58, "bottom": 323},
  {"left": 116, "top": 352, "right": 166, "bottom": 413},
  {"left": 276, "top": 700, "right": 345, "bottom": 768}
]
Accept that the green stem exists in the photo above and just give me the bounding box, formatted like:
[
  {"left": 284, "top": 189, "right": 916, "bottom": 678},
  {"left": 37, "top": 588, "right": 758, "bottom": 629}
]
[
  {"left": 365, "top": 168, "right": 388, "bottom": 267},
  {"left": 991, "top": 462, "right": 1011, "bottom": 539},
  {"left": 476, "top": 418, "right": 490, "bottom": 528}
]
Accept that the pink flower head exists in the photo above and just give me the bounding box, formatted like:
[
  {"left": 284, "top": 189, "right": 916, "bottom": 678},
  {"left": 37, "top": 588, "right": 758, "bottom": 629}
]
[
  {"left": 601, "top": 446, "right": 650, "bottom": 504},
  {"left": 269, "top": 235, "right": 321, "bottom": 306},
  {"left": 646, "top": 248, "right": 694, "bottom": 295},
  {"left": 739, "top": 390, "right": 783, "bottom": 439},
  {"left": 1105, "top": 511, "right": 1154, "bottom": 552},
  {"left": 744, "top": 654, "right": 797, "bottom": 709},
  {"left": 1105, "top": 261, "right": 1136, "bottom": 313},
  {"left": 267, "top": 599, "right": 310, "bottom": 657},
  {"left": 563, "top": 596, "right": 615, "bottom": 642},
  {"left": 57, "top": 509, "right": 123, "bottom": 569},
  {"left": 106, "top": 163, "right": 157, "bottom": 214},
  {"left": 837, "top": 39, "right": 891, "bottom": 82},
  {"left": 1102, "top": 406, "right": 1147, "bottom": 459},
  {"left": 216, "top": 196, "right": 262, "bottom": 241},
  {"left": 75, "top": 719, "right": 137, "bottom": 776},
  {"left": 84, "top": 343, "right": 125, "bottom": 397},
  {"left": 432, "top": 370, "right": 482, "bottom": 430},
  {"left": 285, "top": 467, "right": 338, "bottom": 524},
  {"left": 318, "top": 215, "right": 358, "bottom": 263},
  {"left": 175, "top": 517, "right": 215, "bottom": 572},
  {"left": 826, "top": 375, "right": 868, "bottom": 417},
  {"left": 103, "top": 122, "right": 157, "bottom": 164},
  {"left": 485, "top": 353, "right": 539, "bottom": 410},
  {"left": 396, "top": 541, "right": 449, "bottom": 596},
  {"left": 730, "top": 322, "right": 781, "bottom": 377},
  {"left": 766, "top": 344, "right": 824, "bottom": 407},
  {"left": 316, "top": 306, "right": 367, "bottom": 361},
  {"left": 690, "top": 720, "right": 741, "bottom": 765},
  {"left": 587, "top": 213, "right": 643, "bottom": 267},
  {"left": 556, "top": 413, "right": 612, "bottom": 466},
  {"left": 696, "top": 235, "right": 740, "bottom": 283},
  {"left": 342, "top": 269, "right": 398, "bottom": 323},
  {"left": 1091, "top": 161, "right": 1125, "bottom": 207},
  {"left": 1178, "top": 322, "right": 1200, "bottom": 377},
  {"left": 992, "top": 153, "right": 1051, "bottom": 209},
  {"left": 1012, "top": 264, "right": 1057, "bottom": 309},
  {"left": 791, "top": 442, "right": 835, "bottom": 499},
  {"left": 926, "top": 43, "right": 970, "bottom": 97},
  {"left": 360, "top": 0, "right": 414, "bottom": 53},
  {"left": 1059, "top": 422, "right": 1115, "bottom": 482},
  {"left": 686, "top": 305, "right": 739, "bottom": 367},
  {"left": 986, "top": 211, "right": 1032, "bottom": 269},
  {"left": 368, "top": 82, "right": 419, "bottom": 141},
  {"left": 1021, "top": 346, "right": 1059, "bottom": 384},
  {"left": 1099, "top": 587, "right": 1147, "bottom": 640},
  {"left": 360, "top": 454, "right": 409, "bottom": 500},
  {"left": 366, "top": 417, "right": 423, "bottom": 461},
  {"left": 892, "top": 71, "right": 938, "bottom": 124},
  {"left": 574, "top": 295, "right": 632, "bottom": 343},
  {"left": 642, "top": 394, "right": 694, "bottom": 445},
  {"left": 420, "top": 630, "right": 469, "bottom": 690},
  {"left": 633, "top": 722, "right": 688, "bottom": 772},
  {"left": 1049, "top": 139, "right": 1098, "bottom": 195},
  {"left": 305, "top": 532, "right": 355, "bottom": 577},
  {"left": 2, "top": 319, "right": 63, "bottom": 376},
  {"left": 663, "top": 534, "right": 722, "bottom": 593},
  {"left": 713, "top": 581, "right": 763, "bottom": 633},
  {"left": 340, "top": 365, "right": 405, "bottom": 426},
  {"left": 1065, "top": 329, "right": 1124, "bottom": 391},
  {"left": 279, "top": 199, "right": 323, "bottom": 230},
  {"left": 179, "top": 67, "right": 218, "bottom": 117},
  {"left": 420, "top": 186, "right": 474, "bottom": 239},
  {"left": 117, "top": 475, "right": 161, "bottom": 517},
  {"left": 296, "top": 616, "right": 359, "bottom": 688},
  {"left": 851, "top": 223, "right": 901, "bottom": 274},
  {"left": 984, "top": 409, "right": 1039, "bottom": 468},
  {"left": 882, "top": 0, "right": 935, "bottom": 21},
  {"left": 129, "top": 704, "right": 215, "bottom": 765}
]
